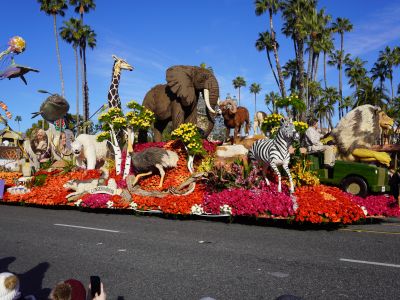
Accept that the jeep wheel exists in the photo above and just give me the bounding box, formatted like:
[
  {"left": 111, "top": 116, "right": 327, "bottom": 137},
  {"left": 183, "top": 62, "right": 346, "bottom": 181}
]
[{"left": 341, "top": 176, "right": 368, "bottom": 198}]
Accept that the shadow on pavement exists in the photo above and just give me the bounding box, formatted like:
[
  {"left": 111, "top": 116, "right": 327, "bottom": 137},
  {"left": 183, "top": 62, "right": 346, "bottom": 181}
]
[{"left": 0, "top": 257, "right": 51, "bottom": 299}]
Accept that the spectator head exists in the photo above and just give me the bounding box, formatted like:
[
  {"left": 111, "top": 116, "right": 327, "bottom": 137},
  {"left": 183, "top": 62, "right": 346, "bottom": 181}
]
[
  {"left": 50, "top": 279, "right": 86, "bottom": 300},
  {"left": 0, "top": 272, "right": 21, "bottom": 300}
]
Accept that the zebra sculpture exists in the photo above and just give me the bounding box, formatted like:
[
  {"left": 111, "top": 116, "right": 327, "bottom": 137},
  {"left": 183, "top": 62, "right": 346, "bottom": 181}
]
[{"left": 249, "top": 118, "right": 299, "bottom": 193}]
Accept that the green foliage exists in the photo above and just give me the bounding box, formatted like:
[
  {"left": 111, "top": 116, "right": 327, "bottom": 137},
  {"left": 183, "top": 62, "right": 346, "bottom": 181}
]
[
  {"left": 275, "top": 93, "right": 306, "bottom": 113},
  {"left": 34, "top": 174, "right": 47, "bottom": 187}
]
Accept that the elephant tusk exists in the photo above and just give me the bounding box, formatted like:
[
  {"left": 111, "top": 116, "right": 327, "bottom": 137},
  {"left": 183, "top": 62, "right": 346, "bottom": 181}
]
[
  {"left": 203, "top": 89, "right": 216, "bottom": 114},
  {"left": 217, "top": 97, "right": 221, "bottom": 105}
]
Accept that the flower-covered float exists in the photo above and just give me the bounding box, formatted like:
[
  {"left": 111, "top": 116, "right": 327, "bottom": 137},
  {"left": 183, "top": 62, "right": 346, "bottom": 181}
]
[
  {"left": 1, "top": 55, "right": 399, "bottom": 225},
  {"left": 1, "top": 99, "right": 400, "bottom": 225}
]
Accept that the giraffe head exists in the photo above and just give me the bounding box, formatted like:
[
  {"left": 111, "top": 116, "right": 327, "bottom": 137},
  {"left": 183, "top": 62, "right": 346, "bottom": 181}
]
[{"left": 112, "top": 54, "right": 133, "bottom": 76}]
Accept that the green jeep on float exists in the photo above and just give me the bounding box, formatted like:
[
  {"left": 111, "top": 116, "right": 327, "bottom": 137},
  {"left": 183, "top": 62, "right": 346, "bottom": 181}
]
[{"left": 306, "top": 153, "right": 390, "bottom": 198}]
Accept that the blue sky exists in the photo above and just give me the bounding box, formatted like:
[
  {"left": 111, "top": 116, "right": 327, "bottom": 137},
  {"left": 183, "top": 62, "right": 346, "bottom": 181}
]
[{"left": 1, "top": 0, "right": 400, "bottom": 132}]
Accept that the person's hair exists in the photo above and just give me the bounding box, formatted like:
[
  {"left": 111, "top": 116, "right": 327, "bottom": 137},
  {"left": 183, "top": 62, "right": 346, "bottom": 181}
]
[
  {"left": 4, "top": 274, "right": 18, "bottom": 290},
  {"left": 307, "top": 117, "right": 318, "bottom": 126},
  {"left": 50, "top": 282, "right": 72, "bottom": 300}
]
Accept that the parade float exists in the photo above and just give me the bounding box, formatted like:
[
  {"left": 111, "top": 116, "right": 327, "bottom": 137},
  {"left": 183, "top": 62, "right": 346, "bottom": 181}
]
[{"left": 1, "top": 55, "right": 400, "bottom": 225}]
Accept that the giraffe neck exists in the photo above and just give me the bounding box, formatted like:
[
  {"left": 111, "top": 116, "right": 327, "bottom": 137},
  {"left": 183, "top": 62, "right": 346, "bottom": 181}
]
[{"left": 108, "top": 63, "right": 121, "bottom": 108}]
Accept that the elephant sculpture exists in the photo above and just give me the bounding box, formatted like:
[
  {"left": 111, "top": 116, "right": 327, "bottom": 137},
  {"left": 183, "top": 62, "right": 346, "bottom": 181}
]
[{"left": 138, "top": 65, "right": 220, "bottom": 142}]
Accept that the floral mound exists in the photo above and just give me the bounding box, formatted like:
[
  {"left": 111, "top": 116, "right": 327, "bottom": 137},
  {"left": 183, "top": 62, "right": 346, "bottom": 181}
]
[
  {"left": 1, "top": 140, "right": 400, "bottom": 224},
  {"left": 352, "top": 194, "right": 400, "bottom": 217},
  {"left": 294, "top": 185, "right": 365, "bottom": 223},
  {"left": 203, "top": 183, "right": 294, "bottom": 217}
]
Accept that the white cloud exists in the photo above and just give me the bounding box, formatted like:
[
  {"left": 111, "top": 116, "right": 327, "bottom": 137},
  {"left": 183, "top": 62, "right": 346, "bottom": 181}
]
[{"left": 346, "top": 3, "right": 400, "bottom": 56}]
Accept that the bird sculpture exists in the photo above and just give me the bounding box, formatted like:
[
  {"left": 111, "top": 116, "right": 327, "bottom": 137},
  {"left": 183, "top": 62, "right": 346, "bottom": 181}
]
[{"left": 130, "top": 147, "right": 179, "bottom": 188}]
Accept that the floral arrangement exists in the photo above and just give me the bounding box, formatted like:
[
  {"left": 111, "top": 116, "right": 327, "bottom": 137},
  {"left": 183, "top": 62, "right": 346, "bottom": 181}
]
[
  {"left": 261, "top": 113, "right": 284, "bottom": 133},
  {"left": 3, "top": 169, "right": 101, "bottom": 206},
  {"left": 352, "top": 194, "right": 400, "bottom": 217},
  {"left": 125, "top": 100, "right": 155, "bottom": 133},
  {"left": 171, "top": 123, "right": 206, "bottom": 156},
  {"left": 203, "top": 184, "right": 295, "bottom": 217},
  {"left": 81, "top": 193, "right": 112, "bottom": 209},
  {"left": 97, "top": 101, "right": 155, "bottom": 178},
  {"left": 0, "top": 172, "right": 23, "bottom": 186},
  {"left": 293, "top": 121, "right": 308, "bottom": 134},
  {"left": 294, "top": 185, "right": 365, "bottom": 223},
  {"left": 290, "top": 159, "right": 320, "bottom": 187}
]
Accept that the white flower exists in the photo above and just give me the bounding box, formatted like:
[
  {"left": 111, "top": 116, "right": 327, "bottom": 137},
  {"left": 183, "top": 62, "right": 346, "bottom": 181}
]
[
  {"left": 75, "top": 199, "right": 83, "bottom": 207},
  {"left": 359, "top": 205, "right": 368, "bottom": 216},
  {"left": 129, "top": 201, "right": 138, "bottom": 210},
  {"left": 106, "top": 200, "right": 114, "bottom": 209},
  {"left": 220, "top": 204, "right": 232, "bottom": 215},
  {"left": 191, "top": 204, "right": 204, "bottom": 215}
]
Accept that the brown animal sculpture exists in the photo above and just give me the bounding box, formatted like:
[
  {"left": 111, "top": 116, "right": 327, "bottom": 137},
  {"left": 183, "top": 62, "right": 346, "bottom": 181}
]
[
  {"left": 218, "top": 99, "right": 250, "bottom": 144},
  {"left": 138, "top": 65, "right": 220, "bottom": 143}
]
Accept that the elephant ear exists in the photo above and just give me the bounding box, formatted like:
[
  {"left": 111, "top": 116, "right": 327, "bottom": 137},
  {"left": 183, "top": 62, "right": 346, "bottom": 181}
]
[{"left": 166, "top": 66, "right": 196, "bottom": 106}]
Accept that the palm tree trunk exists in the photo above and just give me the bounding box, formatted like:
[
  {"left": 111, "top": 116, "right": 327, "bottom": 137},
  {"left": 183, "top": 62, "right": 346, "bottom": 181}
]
[
  {"left": 323, "top": 51, "right": 327, "bottom": 89},
  {"left": 74, "top": 46, "right": 80, "bottom": 133},
  {"left": 296, "top": 36, "right": 306, "bottom": 121},
  {"left": 83, "top": 47, "right": 89, "bottom": 125},
  {"left": 390, "top": 76, "right": 394, "bottom": 103},
  {"left": 266, "top": 51, "right": 280, "bottom": 91},
  {"left": 269, "top": 10, "right": 286, "bottom": 98},
  {"left": 238, "top": 88, "right": 241, "bottom": 106},
  {"left": 79, "top": 47, "right": 85, "bottom": 133},
  {"left": 254, "top": 94, "right": 257, "bottom": 116},
  {"left": 306, "top": 46, "right": 313, "bottom": 109},
  {"left": 313, "top": 53, "right": 319, "bottom": 82},
  {"left": 53, "top": 15, "right": 65, "bottom": 97},
  {"left": 339, "top": 33, "right": 344, "bottom": 118}
]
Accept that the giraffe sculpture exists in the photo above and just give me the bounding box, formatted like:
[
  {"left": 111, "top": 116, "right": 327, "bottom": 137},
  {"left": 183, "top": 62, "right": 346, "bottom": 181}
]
[{"left": 108, "top": 54, "right": 134, "bottom": 109}]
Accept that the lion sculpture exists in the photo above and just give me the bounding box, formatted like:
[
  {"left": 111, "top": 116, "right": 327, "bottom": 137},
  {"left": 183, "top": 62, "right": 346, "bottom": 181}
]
[{"left": 330, "top": 104, "right": 393, "bottom": 166}]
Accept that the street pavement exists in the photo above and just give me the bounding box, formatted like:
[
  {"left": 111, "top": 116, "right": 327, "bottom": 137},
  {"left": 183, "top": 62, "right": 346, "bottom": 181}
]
[{"left": 0, "top": 204, "right": 400, "bottom": 300}]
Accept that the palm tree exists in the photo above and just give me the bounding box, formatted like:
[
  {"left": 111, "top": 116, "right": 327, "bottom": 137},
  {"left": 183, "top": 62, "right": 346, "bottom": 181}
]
[
  {"left": 14, "top": 116, "right": 22, "bottom": 132},
  {"left": 232, "top": 76, "right": 247, "bottom": 106},
  {"left": 255, "top": 31, "right": 280, "bottom": 92},
  {"left": 37, "top": 0, "right": 68, "bottom": 97},
  {"left": 79, "top": 24, "right": 97, "bottom": 131},
  {"left": 378, "top": 46, "right": 396, "bottom": 102},
  {"left": 370, "top": 61, "right": 387, "bottom": 92},
  {"left": 69, "top": 1, "right": 96, "bottom": 132},
  {"left": 69, "top": 0, "right": 96, "bottom": 21},
  {"left": 341, "top": 96, "right": 354, "bottom": 114},
  {"left": 250, "top": 83, "right": 262, "bottom": 115},
  {"left": 331, "top": 17, "right": 353, "bottom": 117},
  {"left": 320, "top": 87, "right": 339, "bottom": 129},
  {"left": 282, "top": 0, "right": 315, "bottom": 119},
  {"left": 282, "top": 59, "right": 298, "bottom": 93},
  {"left": 255, "top": 0, "right": 286, "bottom": 98},
  {"left": 344, "top": 56, "right": 367, "bottom": 99},
  {"left": 355, "top": 77, "right": 389, "bottom": 108},
  {"left": 328, "top": 49, "right": 350, "bottom": 118},
  {"left": 60, "top": 18, "right": 82, "bottom": 129},
  {"left": 265, "top": 91, "right": 280, "bottom": 113},
  {"left": 318, "top": 29, "right": 334, "bottom": 89}
]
